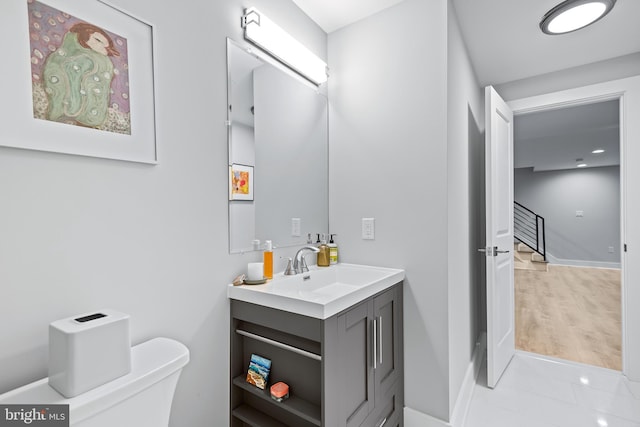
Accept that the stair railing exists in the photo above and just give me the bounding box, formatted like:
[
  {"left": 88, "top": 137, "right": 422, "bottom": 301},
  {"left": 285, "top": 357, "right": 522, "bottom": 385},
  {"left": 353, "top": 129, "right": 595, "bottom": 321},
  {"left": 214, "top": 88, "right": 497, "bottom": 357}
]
[{"left": 514, "top": 201, "right": 546, "bottom": 261}]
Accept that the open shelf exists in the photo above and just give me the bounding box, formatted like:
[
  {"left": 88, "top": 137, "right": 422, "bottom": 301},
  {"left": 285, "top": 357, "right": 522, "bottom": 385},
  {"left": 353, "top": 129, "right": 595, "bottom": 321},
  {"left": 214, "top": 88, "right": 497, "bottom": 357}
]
[
  {"left": 233, "top": 376, "right": 321, "bottom": 426},
  {"left": 232, "top": 404, "right": 287, "bottom": 427}
]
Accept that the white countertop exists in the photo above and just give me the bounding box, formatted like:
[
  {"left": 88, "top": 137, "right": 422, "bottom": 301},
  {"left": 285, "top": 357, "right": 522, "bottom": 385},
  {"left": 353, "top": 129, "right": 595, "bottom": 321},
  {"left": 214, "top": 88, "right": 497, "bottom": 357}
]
[{"left": 227, "top": 263, "right": 405, "bottom": 319}]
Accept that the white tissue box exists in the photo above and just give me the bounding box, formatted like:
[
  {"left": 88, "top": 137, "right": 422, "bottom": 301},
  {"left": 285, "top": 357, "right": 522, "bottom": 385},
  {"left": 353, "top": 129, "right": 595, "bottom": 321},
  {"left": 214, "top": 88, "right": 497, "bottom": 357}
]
[{"left": 48, "top": 309, "right": 131, "bottom": 397}]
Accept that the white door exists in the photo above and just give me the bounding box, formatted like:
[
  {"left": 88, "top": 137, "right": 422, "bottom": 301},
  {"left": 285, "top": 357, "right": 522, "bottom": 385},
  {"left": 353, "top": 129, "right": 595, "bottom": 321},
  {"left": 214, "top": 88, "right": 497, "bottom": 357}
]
[{"left": 484, "top": 86, "right": 515, "bottom": 388}]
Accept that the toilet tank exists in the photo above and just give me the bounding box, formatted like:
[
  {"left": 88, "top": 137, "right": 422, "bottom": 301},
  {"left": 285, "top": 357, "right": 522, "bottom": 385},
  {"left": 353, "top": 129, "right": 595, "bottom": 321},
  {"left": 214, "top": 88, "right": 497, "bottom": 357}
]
[{"left": 0, "top": 338, "right": 189, "bottom": 427}]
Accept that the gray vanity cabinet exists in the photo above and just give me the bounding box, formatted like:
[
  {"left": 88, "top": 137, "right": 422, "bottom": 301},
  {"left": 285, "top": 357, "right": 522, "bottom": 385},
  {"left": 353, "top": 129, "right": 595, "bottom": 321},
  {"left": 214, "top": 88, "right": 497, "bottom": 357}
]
[
  {"left": 335, "top": 285, "right": 403, "bottom": 427},
  {"left": 230, "top": 282, "right": 403, "bottom": 427}
]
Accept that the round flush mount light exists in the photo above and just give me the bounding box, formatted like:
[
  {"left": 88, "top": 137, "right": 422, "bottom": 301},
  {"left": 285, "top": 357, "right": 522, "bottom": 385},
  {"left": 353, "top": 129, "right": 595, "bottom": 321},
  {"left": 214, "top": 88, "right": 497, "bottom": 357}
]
[{"left": 540, "top": 0, "right": 616, "bottom": 35}]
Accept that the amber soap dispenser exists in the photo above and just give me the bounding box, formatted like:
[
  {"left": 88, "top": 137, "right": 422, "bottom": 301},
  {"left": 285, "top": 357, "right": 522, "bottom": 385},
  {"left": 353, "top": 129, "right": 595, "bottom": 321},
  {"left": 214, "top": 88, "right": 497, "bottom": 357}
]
[
  {"left": 263, "top": 240, "right": 273, "bottom": 279},
  {"left": 317, "top": 234, "right": 330, "bottom": 267}
]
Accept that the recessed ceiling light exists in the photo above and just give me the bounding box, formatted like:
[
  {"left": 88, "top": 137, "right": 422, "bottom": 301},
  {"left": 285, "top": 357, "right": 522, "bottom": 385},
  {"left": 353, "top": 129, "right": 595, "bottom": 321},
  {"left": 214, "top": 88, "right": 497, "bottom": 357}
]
[
  {"left": 577, "top": 163, "right": 588, "bottom": 168},
  {"left": 592, "top": 149, "right": 605, "bottom": 154},
  {"left": 540, "top": 0, "right": 616, "bottom": 35}
]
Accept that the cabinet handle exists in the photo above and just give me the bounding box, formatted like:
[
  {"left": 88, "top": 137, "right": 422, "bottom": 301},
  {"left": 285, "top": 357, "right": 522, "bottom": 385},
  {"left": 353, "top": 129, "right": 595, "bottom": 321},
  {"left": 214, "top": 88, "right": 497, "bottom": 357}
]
[
  {"left": 373, "top": 318, "right": 377, "bottom": 370},
  {"left": 378, "top": 315, "right": 383, "bottom": 366}
]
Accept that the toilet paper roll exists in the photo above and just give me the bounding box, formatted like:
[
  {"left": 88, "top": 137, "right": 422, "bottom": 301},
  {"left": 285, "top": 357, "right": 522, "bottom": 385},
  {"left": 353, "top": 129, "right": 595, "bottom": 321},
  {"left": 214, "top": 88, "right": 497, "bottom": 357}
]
[{"left": 247, "top": 262, "right": 264, "bottom": 281}]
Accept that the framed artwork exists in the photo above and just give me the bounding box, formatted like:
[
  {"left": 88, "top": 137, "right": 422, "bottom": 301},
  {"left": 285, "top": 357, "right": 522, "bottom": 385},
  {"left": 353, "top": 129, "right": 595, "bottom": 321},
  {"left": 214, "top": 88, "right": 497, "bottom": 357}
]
[
  {"left": 0, "top": 0, "right": 157, "bottom": 163},
  {"left": 229, "top": 164, "right": 254, "bottom": 201}
]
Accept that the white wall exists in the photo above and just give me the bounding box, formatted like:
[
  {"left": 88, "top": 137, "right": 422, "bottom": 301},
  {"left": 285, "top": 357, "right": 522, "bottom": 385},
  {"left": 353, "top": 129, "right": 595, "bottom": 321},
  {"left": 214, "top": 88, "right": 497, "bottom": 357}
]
[
  {"left": 0, "top": 1, "right": 326, "bottom": 426},
  {"left": 329, "top": 0, "right": 483, "bottom": 422},
  {"left": 446, "top": 1, "right": 484, "bottom": 420},
  {"left": 515, "top": 166, "right": 621, "bottom": 266},
  {"left": 328, "top": 0, "right": 450, "bottom": 420},
  {"left": 496, "top": 52, "right": 640, "bottom": 102}
]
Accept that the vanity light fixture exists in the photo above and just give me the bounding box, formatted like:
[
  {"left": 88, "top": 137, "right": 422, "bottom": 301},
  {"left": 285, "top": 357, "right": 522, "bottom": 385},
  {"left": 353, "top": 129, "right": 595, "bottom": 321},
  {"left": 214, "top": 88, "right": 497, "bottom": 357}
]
[
  {"left": 540, "top": 0, "right": 616, "bottom": 35},
  {"left": 241, "top": 7, "right": 328, "bottom": 85}
]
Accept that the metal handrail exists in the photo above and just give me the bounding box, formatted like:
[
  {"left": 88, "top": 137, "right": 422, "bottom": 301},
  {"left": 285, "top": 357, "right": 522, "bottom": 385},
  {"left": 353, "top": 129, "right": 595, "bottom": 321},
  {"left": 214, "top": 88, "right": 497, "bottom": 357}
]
[{"left": 514, "top": 201, "right": 546, "bottom": 261}]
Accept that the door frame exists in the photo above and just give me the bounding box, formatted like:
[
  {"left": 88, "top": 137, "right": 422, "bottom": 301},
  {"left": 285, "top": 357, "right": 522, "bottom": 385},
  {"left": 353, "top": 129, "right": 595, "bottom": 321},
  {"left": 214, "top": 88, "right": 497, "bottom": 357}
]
[{"left": 507, "top": 75, "right": 640, "bottom": 379}]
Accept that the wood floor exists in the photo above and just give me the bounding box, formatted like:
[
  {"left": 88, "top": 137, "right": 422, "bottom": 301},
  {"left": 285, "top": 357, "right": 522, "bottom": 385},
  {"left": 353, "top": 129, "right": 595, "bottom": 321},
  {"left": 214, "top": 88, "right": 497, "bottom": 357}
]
[{"left": 515, "top": 265, "right": 622, "bottom": 370}]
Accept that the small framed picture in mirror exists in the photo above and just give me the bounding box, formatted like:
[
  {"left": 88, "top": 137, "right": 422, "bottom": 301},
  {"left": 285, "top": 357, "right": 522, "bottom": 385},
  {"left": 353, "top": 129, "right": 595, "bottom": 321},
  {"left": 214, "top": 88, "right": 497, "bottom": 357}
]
[{"left": 229, "top": 164, "right": 254, "bottom": 201}]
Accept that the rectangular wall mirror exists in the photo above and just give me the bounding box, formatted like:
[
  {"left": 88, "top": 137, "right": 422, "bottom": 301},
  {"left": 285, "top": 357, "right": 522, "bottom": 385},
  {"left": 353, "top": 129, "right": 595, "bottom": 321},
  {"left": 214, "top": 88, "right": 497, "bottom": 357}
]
[{"left": 226, "top": 38, "right": 329, "bottom": 254}]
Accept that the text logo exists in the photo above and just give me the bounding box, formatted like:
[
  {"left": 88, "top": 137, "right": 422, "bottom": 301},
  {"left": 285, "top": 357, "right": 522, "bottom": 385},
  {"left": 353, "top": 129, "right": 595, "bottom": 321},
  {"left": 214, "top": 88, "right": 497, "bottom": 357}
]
[{"left": 0, "top": 405, "right": 68, "bottom": 426}]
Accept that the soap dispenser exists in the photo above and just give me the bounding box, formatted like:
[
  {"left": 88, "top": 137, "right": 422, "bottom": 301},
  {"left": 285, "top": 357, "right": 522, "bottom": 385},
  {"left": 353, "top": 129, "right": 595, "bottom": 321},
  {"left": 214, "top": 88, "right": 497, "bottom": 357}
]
[
  {"left": 317, "top": 234, "right": 330, "bottom": 267},
  {"left": 263, "top": 240, "right": 273, "bottom": 279},
  {"left": 328, "top": 234, "right": 338, "bottom": 265}
]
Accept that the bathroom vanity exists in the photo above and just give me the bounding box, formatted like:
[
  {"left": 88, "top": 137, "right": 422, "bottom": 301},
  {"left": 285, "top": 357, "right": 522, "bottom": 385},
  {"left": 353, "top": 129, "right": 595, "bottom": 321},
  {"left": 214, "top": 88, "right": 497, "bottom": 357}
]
[{"left": 228, "top": 264, "right": 404, "bottom": 427}]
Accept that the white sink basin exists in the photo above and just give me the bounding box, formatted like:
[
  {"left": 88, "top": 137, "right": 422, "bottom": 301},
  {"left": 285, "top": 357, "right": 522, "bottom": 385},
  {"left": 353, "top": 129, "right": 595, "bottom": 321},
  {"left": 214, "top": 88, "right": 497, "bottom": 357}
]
[{"left": 227, "top": 263, "right": 405, "bottom": 319}]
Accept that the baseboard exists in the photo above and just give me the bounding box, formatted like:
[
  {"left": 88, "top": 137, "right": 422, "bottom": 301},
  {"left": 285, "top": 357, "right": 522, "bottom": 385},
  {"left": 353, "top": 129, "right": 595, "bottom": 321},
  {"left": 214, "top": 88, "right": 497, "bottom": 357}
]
[
  {"left": 546, "top": 252, "right": 621, "bottom": 269},
  {"left": 404, "top": 333, "right": 486, "bottom": 427},
  {"left": 449, "top": 332, "right": 486, "bottom": 427},
  {"left": 404, "top": 407, "right": 451, "bottom": 427}
]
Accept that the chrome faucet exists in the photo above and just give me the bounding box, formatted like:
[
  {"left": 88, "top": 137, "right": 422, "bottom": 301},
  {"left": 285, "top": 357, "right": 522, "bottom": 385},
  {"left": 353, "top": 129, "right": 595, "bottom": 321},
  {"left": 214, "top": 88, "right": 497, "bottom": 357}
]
[{"left": 293, "top": 246, "right": 320, "bottom": 274}]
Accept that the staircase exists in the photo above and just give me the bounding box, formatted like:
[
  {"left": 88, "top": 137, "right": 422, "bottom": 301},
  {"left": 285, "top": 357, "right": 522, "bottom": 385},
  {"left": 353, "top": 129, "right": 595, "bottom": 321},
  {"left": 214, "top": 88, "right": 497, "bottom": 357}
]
[
  {"left": 514, "top": 201, "right": 546, "bottom": 261},
  {"left": 514, "top": 242, "right": 548, "bottom": 272}
]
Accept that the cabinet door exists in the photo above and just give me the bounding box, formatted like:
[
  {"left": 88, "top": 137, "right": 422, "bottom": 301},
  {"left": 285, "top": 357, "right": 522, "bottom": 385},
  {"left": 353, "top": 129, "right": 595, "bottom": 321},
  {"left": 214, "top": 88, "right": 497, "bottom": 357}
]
[
  {"left": 373, "top": 286, "right": 401, "bottom": 406},
  {"left": 337, "top": 300, "right": 374, "bottom": 427}
]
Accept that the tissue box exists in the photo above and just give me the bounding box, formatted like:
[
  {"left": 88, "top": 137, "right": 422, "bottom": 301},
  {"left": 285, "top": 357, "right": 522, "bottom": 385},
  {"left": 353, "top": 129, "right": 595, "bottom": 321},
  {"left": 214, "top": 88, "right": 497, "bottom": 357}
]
[{"left": 48, "top": 309, "right": 131, "bottom": 397}]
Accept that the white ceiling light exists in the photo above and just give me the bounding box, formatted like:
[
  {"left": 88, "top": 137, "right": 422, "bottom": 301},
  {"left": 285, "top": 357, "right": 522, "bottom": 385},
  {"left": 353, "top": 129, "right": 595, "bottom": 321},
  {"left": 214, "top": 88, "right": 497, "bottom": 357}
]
[
  {"left": 592, "top": 149, "right": 605, "bottom": 154},
  {"left": 241, "top": 7, "right": 328, "bottom": 85},
  {"left": 577, "top": 163, "right": 588, "bottom": 168},
  {"left": 540, "top": 0, "right": 616, "bottom": 35}
]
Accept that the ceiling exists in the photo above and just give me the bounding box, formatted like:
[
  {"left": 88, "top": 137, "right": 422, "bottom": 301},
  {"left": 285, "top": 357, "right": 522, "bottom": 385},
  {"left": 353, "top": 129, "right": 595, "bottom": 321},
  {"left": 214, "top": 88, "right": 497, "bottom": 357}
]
[
  {"left": 514, "top": 100, "right": 620, "bottom": 172},
  {"left": 291, "top": 0, "right": 405, "bottom": 33},
  {"left": 292, "top": 0, "right": 640, "bottom": 86}
]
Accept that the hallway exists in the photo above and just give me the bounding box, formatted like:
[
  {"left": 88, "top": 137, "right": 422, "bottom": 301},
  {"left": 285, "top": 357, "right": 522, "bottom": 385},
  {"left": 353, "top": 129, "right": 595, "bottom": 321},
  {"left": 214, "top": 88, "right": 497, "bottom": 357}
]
[{"left": 515, "top": 265, "right": 621, "bottom": 370}]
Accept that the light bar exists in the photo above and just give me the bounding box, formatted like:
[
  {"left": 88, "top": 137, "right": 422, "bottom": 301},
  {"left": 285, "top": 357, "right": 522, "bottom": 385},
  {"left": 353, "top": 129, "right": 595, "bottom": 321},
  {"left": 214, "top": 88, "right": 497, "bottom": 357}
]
[{"left": 242, "top": 7, "right": 328, "bottom": 85}]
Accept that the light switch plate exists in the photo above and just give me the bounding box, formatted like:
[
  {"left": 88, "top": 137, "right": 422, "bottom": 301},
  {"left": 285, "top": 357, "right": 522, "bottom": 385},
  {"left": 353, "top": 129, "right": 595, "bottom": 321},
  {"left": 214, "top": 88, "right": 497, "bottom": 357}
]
[
  {"left": 362, "top": 218, "right": 375, "bottom": 240},
  {"left": 291, "top": 218, "right": 301, "bottom": 237},
  {"left": 576, "top": 210, "right": 584, "bottom": 217}
]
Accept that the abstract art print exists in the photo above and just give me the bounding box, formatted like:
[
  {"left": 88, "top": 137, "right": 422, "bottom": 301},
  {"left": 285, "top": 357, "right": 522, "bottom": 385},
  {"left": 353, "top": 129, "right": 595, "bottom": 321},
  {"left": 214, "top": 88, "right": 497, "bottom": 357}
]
[
  {"left": 230, "top": 164, "right": 254, "bottom": 201},
  {"left": 28, "top": 0, "right": 131, "bottom": 135},
  {"left": 0, "top": 0, "right": 157, "bottom": 163}
]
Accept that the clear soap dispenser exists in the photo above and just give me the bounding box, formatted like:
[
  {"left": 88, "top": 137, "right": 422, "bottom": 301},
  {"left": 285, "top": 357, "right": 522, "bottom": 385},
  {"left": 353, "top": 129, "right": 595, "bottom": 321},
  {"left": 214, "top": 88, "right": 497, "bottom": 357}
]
[{"left": 328, "top": 234, "right": 338, "bottom": 265}]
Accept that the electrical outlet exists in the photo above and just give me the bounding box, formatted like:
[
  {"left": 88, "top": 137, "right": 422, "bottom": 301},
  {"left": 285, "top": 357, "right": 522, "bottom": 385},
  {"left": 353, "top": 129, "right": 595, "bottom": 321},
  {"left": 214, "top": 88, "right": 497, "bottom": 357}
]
[
  {"left": 362, "top": 218, "right": 375, "bottom": 240},
  {"left": 576, "top": 210, "right": 584, "bottom": 217}
]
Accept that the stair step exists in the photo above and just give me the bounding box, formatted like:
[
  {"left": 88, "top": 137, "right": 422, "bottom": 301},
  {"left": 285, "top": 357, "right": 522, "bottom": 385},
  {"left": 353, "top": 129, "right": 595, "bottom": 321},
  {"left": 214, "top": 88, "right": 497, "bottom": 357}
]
[
  {"left": 531, "top": 252, "right": 546, "bottom": 263},
  {"left": 517, "top": 243, "right": 534, "bottom": 253}
]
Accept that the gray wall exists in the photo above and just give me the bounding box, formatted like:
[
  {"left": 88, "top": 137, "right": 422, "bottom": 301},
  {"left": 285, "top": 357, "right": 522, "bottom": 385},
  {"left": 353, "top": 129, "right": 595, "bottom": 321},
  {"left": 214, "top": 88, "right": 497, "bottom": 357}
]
[
  {"left": 328, "top": 0, "right": 483, "bottom": 422},
  {"left": 328, "top": 0, "right": 449, "bottom": 420},
  {"left": 515, "top": 166, "right": 621, "bottom": 265},
  {"left": 0, "top": 1, "right": 326, "bottom": 426},
  {"left": 447, "top": 0, "right": 485, "bottom": 418}
]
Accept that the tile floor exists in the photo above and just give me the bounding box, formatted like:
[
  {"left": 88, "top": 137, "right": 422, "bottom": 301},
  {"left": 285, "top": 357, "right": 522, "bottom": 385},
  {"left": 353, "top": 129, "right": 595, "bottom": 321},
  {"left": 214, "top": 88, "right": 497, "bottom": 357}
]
[{"left": 464, "top": 351, "right": 640, "bottom": 427}]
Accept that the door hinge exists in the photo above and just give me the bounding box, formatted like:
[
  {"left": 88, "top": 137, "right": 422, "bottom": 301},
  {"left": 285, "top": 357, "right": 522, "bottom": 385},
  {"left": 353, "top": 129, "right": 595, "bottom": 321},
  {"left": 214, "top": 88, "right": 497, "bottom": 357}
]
[{"left": 624, "top": 244, "right": 628, "bottom": 252}]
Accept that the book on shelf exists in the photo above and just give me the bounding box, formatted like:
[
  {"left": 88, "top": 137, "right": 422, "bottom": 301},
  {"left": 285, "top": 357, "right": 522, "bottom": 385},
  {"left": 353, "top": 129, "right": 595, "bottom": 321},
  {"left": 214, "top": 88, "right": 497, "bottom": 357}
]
[{"left": 246, "top": 353, "right": 271, "bottom": 390}]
